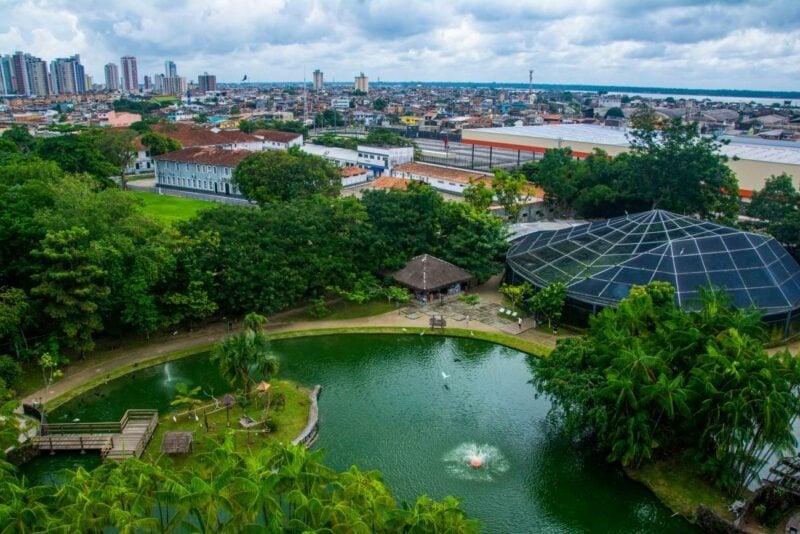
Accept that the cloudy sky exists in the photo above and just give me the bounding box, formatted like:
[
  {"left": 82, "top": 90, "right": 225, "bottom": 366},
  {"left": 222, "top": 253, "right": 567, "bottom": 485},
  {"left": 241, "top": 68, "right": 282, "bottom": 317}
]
[{"left": 1, "top": 0, "right": 799, "bottom": 90}]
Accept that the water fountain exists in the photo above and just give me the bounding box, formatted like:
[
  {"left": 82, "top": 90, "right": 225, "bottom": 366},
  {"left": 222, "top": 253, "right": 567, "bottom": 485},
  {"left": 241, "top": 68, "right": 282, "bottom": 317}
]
[{"left": 443, "top": 443, "right": 509, "bottom": 481}]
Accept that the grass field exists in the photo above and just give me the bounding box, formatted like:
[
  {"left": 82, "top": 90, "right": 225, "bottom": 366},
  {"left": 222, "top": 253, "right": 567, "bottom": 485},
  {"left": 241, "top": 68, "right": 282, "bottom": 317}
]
[{"left": 128, "top": 190, "right": 218, "bottom": 224}]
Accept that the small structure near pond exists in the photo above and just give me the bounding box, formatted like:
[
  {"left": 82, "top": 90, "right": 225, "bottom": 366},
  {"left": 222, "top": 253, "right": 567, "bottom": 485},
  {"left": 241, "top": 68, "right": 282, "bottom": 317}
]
[
  {"left": 161, "top": 431, "right": 194, "bottom": 455},
  {"left": 391, "top": 254, "right": 474, "bottom": 305}
]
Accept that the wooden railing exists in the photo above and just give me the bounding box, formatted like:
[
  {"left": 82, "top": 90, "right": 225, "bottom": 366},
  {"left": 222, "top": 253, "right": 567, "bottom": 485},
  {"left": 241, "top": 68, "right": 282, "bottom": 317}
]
[
  {"left": 132, "top": 412, "right": 160, "bottom": 459},
  {"left": 41, "top": 421, "right": 120, "bottom": 436}
]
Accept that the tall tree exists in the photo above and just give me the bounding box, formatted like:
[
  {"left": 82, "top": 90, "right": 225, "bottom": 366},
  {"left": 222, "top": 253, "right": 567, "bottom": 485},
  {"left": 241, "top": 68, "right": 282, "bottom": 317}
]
[
  {"left": 30, "top": 227, "right": 110, "bottom": 358},
  {"left": 746, "top": 173, "right": 800, "bottom": 259},
  {"left": 627, "top": 117, "right": 739, "bottom": 222},
  {"left": 232, "top": 147, "right": 341, "bottom": 206},
  {"left": 212, "top": 312, "right": 279, "bottom": 398},
  {"left": 462, "top": 178, "right": 494, "bottom": 212},
  {"left": 491, "top": 169, "right": 531, "bottom": 222}
]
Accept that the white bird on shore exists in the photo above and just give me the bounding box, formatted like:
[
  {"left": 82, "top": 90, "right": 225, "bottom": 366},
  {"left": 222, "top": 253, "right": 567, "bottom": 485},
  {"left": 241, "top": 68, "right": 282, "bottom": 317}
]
[
  {"left": 172, "top": 416, "right": 177, "bottom": 423},
  {"left": 420, "top": 331, "right": 425, "bottom": 336},
  {"left": 402, "top": 328, "right": 407, "bottom": 332},
  {"left": 441, "top": 372, "right": 450, "bottom": 379},
  {"left": 72, "top": 418, "right": 80, "bottom": 422}
]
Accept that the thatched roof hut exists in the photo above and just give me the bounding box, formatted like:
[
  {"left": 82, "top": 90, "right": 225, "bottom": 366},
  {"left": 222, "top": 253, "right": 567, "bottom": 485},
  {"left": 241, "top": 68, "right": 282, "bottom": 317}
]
[
  {"left": 391, "top": 254, "right": 474, "bottom": 293},
  {"left": 161, "top": 431, "right": 194, "bottom": 454}
]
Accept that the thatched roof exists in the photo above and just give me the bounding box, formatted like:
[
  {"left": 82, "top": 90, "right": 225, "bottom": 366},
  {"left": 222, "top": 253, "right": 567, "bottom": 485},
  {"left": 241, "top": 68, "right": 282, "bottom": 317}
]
[
  {"left": 161, "top": 431, "right": 194, "bottom": 454},
  {"left": 391, "top": 254, "right": 473, "bottom": 292}
]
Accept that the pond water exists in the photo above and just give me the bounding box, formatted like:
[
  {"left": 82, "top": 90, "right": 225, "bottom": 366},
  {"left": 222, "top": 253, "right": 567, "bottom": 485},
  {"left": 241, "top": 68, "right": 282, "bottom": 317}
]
[{"left": 23, "top": 334, "right": 695, "bottom": 533}]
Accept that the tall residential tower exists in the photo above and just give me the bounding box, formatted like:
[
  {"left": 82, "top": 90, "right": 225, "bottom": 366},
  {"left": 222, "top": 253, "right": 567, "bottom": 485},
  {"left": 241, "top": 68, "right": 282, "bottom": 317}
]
[
  {"left": 104, "top": 63, "right": 120, "bottom": 91},
  {"left": 120, "top": 56, "right": 138, "bottom": 93},
  {"left": 313, "top": 69, "right": 323, "bottom": 91}
]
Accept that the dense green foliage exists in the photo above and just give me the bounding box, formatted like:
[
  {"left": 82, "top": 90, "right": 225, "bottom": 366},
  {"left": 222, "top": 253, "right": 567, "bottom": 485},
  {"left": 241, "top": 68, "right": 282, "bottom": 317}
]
[
  {"left": 0, "top": 433, "right": 478, "bottom": 532},
  {"left": 212, "top": 312, "right": 279, "bottom": 398},
  {"left": 522, "top": 118, "right": 740, "bottom": 222},
  {"left": 532, "top": 282, "right": 800, "bottom": 496},
  {"left": 312, "top": 133, "right": 358, "bottom": 150},
  {"left": 362, "top": 184, "right": 508, "bottom": 280},
  {"left": 0, "top": 154, "right": 506, "bottom": 380},
  {"left": 363, "top": 128, "right": 415, "bottom": 148},
  {"left": 746, "top": 173, "right": 800, "bottom": 260},
  {"left": 112, "top": 98, "right": 168, "bottom": 116},
  {"left": 140, "top": 132, "right": 182, "bottom": 156},
  {"left": 233, "top": 148, "right": 342, "bottom": 206},
  {"left": 239, "top": 119, "right": 309, "bottom": 138}
]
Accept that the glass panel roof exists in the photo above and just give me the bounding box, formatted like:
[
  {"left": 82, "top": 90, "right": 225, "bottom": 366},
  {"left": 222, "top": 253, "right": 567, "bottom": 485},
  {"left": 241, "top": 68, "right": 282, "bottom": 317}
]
[{"left": 508, "top": 210, "right": 800, "bottom": 313}]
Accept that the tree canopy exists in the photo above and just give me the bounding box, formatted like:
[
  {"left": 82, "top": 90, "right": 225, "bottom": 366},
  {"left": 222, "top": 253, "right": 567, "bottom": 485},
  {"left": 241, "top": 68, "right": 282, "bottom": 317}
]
[
  {"left": 531, "top": 282, "right": 800, "bottom": 496},
  {"left": 523, "top": 118, "right": 740, "bottom": 222},
  {"left": 0, "top": 435, "right": 479, "bottom": 532},
  {"left": 232, "top": 147, "right": 342, "bottom": 206}
]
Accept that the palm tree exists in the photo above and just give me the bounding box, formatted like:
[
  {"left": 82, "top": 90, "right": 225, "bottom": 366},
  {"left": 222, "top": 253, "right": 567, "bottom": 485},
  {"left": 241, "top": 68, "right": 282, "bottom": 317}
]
[
  {"left": 170, "top": 382, "right": 203, "bottom": 418},
  {"left": 212, "top": 312, "right": 279, "bottom": 398}
]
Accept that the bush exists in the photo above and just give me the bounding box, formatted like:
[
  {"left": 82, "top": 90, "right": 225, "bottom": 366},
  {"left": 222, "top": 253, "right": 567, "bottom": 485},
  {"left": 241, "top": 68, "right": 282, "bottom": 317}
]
[
  {"left": 307, "top": 297, "right": 330, "bottom": 318},
  {"left": 0, "top": 355, "right": 22, "bottom": 390}
]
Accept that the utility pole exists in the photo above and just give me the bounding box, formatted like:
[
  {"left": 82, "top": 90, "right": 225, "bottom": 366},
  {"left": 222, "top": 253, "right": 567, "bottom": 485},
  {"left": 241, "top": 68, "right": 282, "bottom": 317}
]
[{"left": 303, "top": 65, "right": 308, "bottom": 124}]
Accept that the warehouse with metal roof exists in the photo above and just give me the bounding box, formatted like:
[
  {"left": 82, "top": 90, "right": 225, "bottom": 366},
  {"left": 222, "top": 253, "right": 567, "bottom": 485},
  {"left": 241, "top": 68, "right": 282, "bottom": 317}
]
[{"left": 462, "top": 124, "right": 800, "bottom": 195}]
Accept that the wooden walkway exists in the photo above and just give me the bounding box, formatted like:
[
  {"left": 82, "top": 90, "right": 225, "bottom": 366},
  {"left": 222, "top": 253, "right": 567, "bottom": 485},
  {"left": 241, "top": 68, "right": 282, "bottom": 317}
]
[{"left": 35, "top": 409, "right": 159, "bottom": 461}]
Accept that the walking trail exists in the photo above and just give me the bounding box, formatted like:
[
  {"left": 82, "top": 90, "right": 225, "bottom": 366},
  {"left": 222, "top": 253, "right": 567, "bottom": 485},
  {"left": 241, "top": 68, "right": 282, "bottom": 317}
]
[{"left": 22, "top": 275, "right": 559, "bottom": 408}]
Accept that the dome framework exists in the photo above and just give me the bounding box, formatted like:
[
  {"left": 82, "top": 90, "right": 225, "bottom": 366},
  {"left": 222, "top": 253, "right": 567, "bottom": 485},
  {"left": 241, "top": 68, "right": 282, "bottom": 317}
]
[{"left": 506, "top": 210, "right": 800, "bottom": 337}]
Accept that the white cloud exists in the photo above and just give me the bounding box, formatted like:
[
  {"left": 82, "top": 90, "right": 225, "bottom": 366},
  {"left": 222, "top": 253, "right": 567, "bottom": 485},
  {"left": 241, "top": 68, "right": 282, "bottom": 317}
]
[{"left": 0, "top": 0, "right": 797, "bottom": 90}]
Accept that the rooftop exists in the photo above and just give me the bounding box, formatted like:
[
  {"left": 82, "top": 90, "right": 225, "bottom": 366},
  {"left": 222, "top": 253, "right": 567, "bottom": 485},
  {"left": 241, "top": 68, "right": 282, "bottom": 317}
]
[
  {"left": 154, "top": 146, "right": 252, "bottom": 166},
  {"left": 151, "top": 123, "right": 260, "bottom": 148},
  {"left": 393, "top": 162, "right": 489, "bottom": 184},
  {"left": 467, "top": 124, "right": 800, "bottom": 165}
]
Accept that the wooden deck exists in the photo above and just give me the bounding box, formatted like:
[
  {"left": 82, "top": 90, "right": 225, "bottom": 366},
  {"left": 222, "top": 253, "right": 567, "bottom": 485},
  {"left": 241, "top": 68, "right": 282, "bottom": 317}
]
[{"left": 35, "top": 409, "right": 159, "bottom": 461}]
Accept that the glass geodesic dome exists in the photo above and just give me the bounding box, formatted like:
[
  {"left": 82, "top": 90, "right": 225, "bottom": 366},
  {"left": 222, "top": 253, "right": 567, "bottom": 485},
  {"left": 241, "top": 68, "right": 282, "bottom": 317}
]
[{"left": 507, "top": 210, "right": 800, "bottom": 334}]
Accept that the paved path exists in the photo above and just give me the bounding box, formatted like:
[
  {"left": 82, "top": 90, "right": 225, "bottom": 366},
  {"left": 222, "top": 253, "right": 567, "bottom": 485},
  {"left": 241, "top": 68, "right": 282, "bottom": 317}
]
[{"left": 21, "top": 277, "right": 559, "bottom": 409}]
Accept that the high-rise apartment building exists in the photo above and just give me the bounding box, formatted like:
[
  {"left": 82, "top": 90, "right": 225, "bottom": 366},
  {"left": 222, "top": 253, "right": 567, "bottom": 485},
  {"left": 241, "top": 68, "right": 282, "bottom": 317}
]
[
  {"left": 154, "top": 74, "right": 186, "bottom": 95},
  {"left": 143, "top": 75, "right": 153, "bottom": 91},
  {"left": 104, "top": 62, "right": 120, "bottom": 91},
  {"left": 121, "top": 56, "right": 138, "bottom": 93},
  {"left": 354, "top": 72, "right": 368, "bottom": 93},
  {"left": 26, "top": 56, "right": 50, "bottom": 96},
  {"left": 313, "top": 69, "right": 324, "bottom": 91},
  {"left": 164, "top": 60, "right": 177, "bottom": 78},
  {"left": 50, "top": 55, "right": 85, "bottom": 95},
  {"left": 198, "top": 72, "right": 216, "bottom": 93},
  {"left": 11, "top": 52, "right": 30, "bottom": 95},
  {"left": 0, "top": 55, "right": 14, "bottom": 94}
]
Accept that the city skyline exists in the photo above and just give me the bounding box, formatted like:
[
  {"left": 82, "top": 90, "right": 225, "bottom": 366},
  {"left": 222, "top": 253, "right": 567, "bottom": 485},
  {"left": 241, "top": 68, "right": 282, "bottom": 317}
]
[{"left": 0, "top": 0, "right": 798, "bottom": 90}]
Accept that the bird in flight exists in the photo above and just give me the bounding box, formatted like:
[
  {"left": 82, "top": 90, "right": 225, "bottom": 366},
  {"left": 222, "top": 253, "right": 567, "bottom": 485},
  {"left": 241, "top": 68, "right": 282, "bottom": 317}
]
[{"left": 441, "top": 372, "right": 450, "bottom": 379}]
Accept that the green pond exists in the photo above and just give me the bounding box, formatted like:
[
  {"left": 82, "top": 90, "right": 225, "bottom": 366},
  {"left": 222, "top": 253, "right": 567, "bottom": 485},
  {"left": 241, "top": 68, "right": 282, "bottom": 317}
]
[{"left": 24, "top": 334, "right": 695, "bottom": 532}]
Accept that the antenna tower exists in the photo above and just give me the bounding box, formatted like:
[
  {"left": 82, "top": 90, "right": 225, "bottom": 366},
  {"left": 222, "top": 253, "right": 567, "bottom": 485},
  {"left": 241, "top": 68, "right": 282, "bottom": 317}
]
[{"left": 529, "top": 69, "right": 534, "bottom": 97}]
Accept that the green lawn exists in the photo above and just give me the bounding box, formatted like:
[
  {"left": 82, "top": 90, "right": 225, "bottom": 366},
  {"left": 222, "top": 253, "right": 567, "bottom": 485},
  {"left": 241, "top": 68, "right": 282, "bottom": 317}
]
[
  {"left": 626, "top": 458, "right": 737, "bottom": 523},
  {"left": 128, "top": 190, "right": 218, "bottom": 224},
  {"left": 146, "top": 379, "right": 311, "bottom": 469}
]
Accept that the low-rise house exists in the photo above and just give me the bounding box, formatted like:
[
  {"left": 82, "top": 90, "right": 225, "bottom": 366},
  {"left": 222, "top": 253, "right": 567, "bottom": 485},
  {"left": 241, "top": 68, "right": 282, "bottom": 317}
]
[
  {"left": 96, "top": 110, "right": 141, "bottom": 127},
  {"left": 252, "top": 129, "right": 303, "bottom": 150},
  {"left": 154, "top": 146, "right": 251, "bottom": 196},
  {"left": 391, "top": 162, "right": 490, "bottom": 195},
  {"left": 340, "top": 166, "right": 370, "bottom": 187},
  {"left": 357, "top": 144, "right": 414, "bottom": 175}
]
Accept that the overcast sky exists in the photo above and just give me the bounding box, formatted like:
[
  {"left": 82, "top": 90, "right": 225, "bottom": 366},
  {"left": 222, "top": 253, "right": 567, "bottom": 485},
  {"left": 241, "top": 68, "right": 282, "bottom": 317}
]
[{"left": 1, "top": 0, "right": 799, "bottom": 90}]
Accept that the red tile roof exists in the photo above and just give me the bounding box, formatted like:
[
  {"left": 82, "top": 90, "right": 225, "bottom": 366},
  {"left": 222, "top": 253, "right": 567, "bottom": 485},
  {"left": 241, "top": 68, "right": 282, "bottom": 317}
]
[
  {"left": 252, "top": 129, "right": 303, "bottom": 143},
  {"left": 151, "top": 123, "right": 260, "bottom": 147},
  {"left": 340, "top": 166, "right": 368, "bottom": 177},
  {"left": 393, "top": 162, "right": 488, "bottom": 184},
  {"left": 369, "top": 177, "right": 410, "bottom": 190},
  {"left": 153, "top": 146, "right": 252, "bottom": 166}
]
